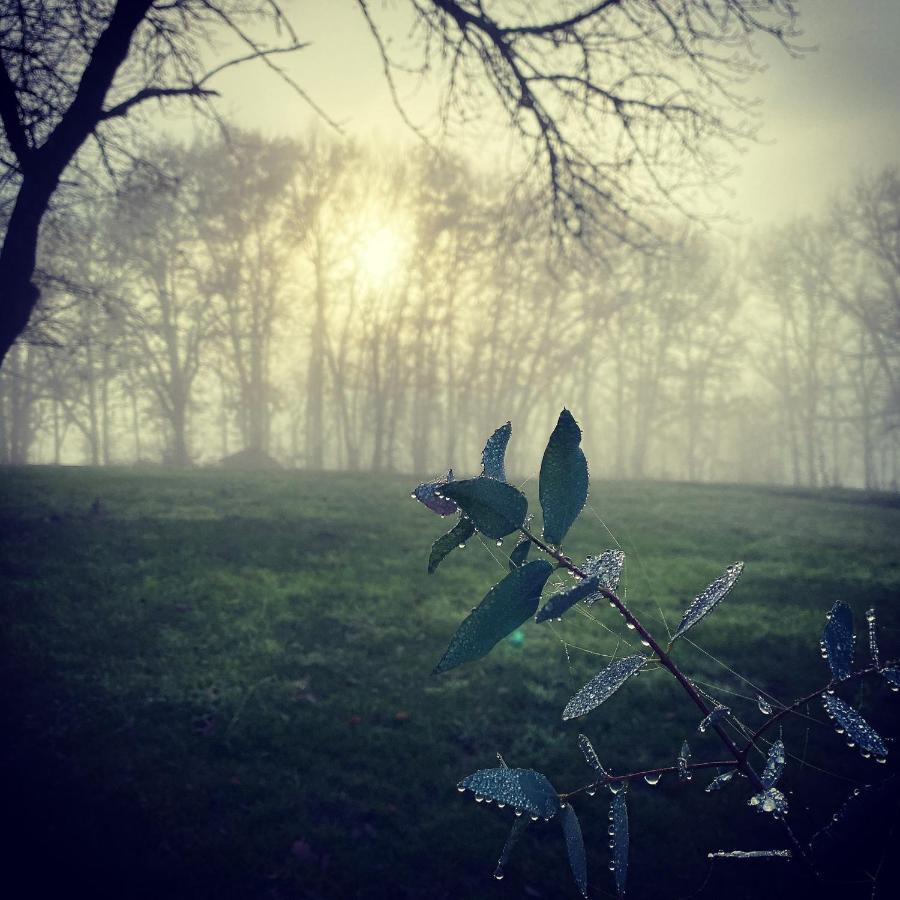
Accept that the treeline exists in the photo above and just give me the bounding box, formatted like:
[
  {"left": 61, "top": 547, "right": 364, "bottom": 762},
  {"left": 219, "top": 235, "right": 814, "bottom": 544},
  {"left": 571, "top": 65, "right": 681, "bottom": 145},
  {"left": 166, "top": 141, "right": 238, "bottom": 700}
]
[{"left": 0, "top": 132, "right": 897, "bottom": 489}]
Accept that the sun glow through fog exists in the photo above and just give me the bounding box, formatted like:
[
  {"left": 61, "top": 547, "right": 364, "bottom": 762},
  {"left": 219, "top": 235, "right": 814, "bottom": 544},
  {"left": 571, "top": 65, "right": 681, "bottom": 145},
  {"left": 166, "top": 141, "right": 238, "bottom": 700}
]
[{"left": 356, "top": 224, "right": 406, "bottom": 288}]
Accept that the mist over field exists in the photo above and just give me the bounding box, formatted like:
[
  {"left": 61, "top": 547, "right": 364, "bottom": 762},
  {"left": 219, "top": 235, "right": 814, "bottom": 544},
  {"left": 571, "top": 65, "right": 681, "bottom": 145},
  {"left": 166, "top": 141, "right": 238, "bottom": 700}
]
[{"left": 1, "top": 3, "right": 899, "bottom": 900}]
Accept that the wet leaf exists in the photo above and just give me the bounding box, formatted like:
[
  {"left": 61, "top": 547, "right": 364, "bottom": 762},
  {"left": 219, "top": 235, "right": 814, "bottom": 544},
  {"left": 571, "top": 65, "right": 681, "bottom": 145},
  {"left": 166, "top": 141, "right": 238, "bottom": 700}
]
[
  {"left": 458, "top": 767, "right": 559, "bottom": 819},
  {"left": 560, "top": 803, "right": 588, "bottom": 897},
  {"left": 433, "top": 560, "right": 553, "bottom": 674},
  {"left": 439, "top": 477, "right": 528, "bottom": 540},
  {"left": 882, "top": 667, "right": 900, "bottom": 690},
  {"left": 822, "top": 694, "right": 887, "bottom": 758},
  {"left": 705, "top": 770, "right": 736, "bottom": 792},
  {"left": 748, "top": 786, "right": 788, "bottom": 815},
  {"left": 412, "top": 472, "right": 458, "bottom": 516},
  {"left": 866, "top": 609, "right": 880, "bottom": 669},
  {"left": 562, "top": 655, "right": 647, "bottom": 720},
  {"left": 494, "top": 816, "right": 530, "bottom": 880},
  {"left": 672, "top": 562, "right": 744, "bottom": 641},
  {"left": 677, "top": 740, "right": 692, "bottom": 782},
  {"left": 539, "top": 409, "right": 588, "bottom": 547},
  {"left": 698, "top": 705, "right": 730, "bottom": 733},
  {"left": 610, "top": 791, "right": 629, "bottom": 896},
  {"left": 581, "top": 550, "right": 625, "bottom": 603},
  {"left": 761, "top": 739, "right": 786, "bottom": 789},
  {"left": 481, "top": 421, "right": 512, "bottom": 482},
  {"left": 508, "top": 536, "right": 531, "bottom": 571},
  {"left": 428, "top": 518, "right": 476, "bottom": 574},
  {"left": 823, "top": 601, "right": 854, "bottom": 681},
  {"left": 577, "top": 733, "right": 608, "bottom": 778},
  {"left": 535, "top": 576, "right": 601, "bottom": 623}
]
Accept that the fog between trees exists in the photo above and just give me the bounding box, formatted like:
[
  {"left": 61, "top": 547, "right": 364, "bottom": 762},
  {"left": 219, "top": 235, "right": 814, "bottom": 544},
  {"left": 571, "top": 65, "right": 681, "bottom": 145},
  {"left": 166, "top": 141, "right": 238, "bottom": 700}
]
[{"left": 0, "top": 132, "right": 897, "bottom": 490}]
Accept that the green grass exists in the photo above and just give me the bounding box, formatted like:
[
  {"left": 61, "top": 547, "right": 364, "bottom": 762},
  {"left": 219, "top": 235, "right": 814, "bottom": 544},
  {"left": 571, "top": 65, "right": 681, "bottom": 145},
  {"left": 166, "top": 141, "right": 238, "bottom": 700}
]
[{"left": 1, "top": 467, "right": 899, "bottom": 899}]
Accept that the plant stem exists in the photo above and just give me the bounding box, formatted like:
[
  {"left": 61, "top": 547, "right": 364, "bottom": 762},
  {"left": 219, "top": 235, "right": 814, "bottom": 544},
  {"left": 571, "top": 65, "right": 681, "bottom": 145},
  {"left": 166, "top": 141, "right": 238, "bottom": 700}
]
[{"left": 560, "top": 759, "right": 738, "bottom": 800}]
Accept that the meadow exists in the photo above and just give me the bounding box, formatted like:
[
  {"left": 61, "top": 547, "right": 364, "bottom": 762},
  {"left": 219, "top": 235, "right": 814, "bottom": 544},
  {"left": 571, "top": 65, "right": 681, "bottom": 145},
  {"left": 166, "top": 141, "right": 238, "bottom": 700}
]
[{"left": 1, "top": 467, "right": 899, "bottom": 899}]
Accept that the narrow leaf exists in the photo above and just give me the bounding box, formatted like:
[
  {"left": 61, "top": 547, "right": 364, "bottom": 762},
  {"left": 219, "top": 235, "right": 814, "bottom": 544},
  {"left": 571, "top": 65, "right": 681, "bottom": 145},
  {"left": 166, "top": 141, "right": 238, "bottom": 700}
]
[
  {"left": 677, "top": 740, "right": 692, "bottom": 782},
  {"left": 708, "top": 850, "right": 791, "bottom": 859},
  {"left": 428, "top": 518, "right": 476, "bottom": 574},
  {"left": 560, "top": 803, "right": 588, "bottom": 897},
  {"left": 481, "top": 421, "right": 511, "bottom": 481},
  {"left": 562, "top": 655, "right": 647, "bottom": 721},
  {"left": 494, "top": 816, "right": 530, "bottom": 880},
  {"left": 822, "top": 601, "right": 854, "bottom": 681},
  {"left": 508, "top": 536, "right": 531, "bottom": 571},
  {"left": 822, "top": 693, "right": 888, "bottom": 759},
  {"left": 433, "top": 560, "right": 553, "bottom": 674},
  {"left": 439, "top": 477, "right": 528, "bottom": 540},
  {"left": 610, "top": 791, "right": 629, "bottom": 896},
  {"left": 535, "top": 576, "right": 601, "bottom": 623},
  {"left": 582, "top": 550, "right": 625, "bottom": 603},
  {"left": 761, "top": 739, "right": 786, "bottom": 789},
  {"left": 577, "top": 733, "right": 608, "bottom": 778},
  {"left": 705, "top": 770, "right": 736, "bottom": 792},
  {"left": 672, "top": 562, "right": 744, "bottom": 641},
  {"left": 539, "top": 409, "right": 588, "bottom": 547},
  {"left": 698, "top": 705, "right": 730, "bottom": 734},
  {"left": 866, "top": 608, "right": 880, "bottom": 669},
  {"left": 458, "top": 767, "right": 559, "bottom": 819}
]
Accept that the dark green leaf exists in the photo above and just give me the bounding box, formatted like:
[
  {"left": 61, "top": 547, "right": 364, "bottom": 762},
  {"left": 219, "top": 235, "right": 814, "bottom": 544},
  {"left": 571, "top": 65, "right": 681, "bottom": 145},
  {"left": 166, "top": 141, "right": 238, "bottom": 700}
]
[
  {"left": 482, "top": 421, "right": 511, "bottom": 481},
  {"left": 581, "top": 550, "right": 625, "bottom": 603},
  {"left": 439, "top": 478, "right": 528, "bottom": 540},
  {"left": 822, "top": 601, "right": 854, "bottom": 681},
  {"left": 610, "top": 791, "right": 629, "bottom": 896},
  {"left": 508, "top": 537, "right": 531, "bottom": 571},
  {"left": 535, "top": 576, "right": 601, "bottom": 623},
  {"left": 672, "top": 562, "right": 743, "bottom": 641},
  {"left": 428, "top": 518, "right": 476, "bottom": 574},
  {"left": 677, "top": 740, "right": 691, "bottom": 782},
  {"left": 705, "top": 770, "right": 735, "bottom": 792},
  {"left": 433, "top": 560, "right": 553, "bottom": 674},
  {"left": 822, "top": 694, "right": 887, "bottom": 759},
  {"left": 539, "top": 409, "right": 588, "bottom": 547},
  {"left": 458, "top": 767, "right": 559, "bottom": 819},
  {"left": 494, "top": 816, "right": 530, "bottom": 880},
  {"left": 562, "top": 655, "right": 647, "bottom": 720},
  {"left": 560, "top": 803, "right": 588, "bottom": 897}
]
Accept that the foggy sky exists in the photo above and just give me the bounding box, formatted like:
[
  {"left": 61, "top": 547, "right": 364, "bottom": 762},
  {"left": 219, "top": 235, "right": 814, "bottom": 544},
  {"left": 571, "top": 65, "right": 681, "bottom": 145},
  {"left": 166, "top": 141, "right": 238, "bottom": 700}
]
[{"left": 183, "top": 0, "right": 900, "bottom": 227}]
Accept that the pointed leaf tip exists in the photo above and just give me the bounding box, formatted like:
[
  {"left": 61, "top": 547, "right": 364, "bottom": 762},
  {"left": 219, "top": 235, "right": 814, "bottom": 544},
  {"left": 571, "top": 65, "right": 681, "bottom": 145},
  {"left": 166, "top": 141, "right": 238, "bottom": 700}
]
[
  {"left": 428, "top": 518, "right": 476, "bottom": 574},
  {"left": 535, "top": 576, "right": 601, "bottom": 623},
  {"left": 672, "top": 562, "right": 743, "bottom": 641},
  {"left": 822, "top": 693, "right": 887, "bottom": 759},
  {"left": 563, "top": 655, "right": 647, "bottom": 720},
  {"left": 539, "top": 409, "right": 588, "bottom": 548},
  {"left": 433, "top": 560, "right": 553, "bottom": 673},
  {"left": 412, "top": 477, "right": 458, "bottom": 516},
  {"left": 481, "top": 421, "right": 512, "bottom": 482},
  {"left": 439, "top": 477, "right": 528, "bottom": 540}
]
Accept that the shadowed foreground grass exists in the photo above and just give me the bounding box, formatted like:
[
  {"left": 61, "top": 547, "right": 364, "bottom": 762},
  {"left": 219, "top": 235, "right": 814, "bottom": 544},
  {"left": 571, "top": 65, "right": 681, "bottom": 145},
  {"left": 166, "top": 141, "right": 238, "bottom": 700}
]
[{"left": 1, "top": 467, "right": 899, "bottom": 899}]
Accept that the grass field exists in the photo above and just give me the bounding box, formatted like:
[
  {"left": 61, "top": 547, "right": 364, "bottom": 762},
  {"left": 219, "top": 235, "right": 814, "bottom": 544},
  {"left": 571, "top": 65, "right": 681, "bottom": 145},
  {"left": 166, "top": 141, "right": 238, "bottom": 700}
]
[{"left": 2, "top": 467, "right": 899, "bottom": 899}]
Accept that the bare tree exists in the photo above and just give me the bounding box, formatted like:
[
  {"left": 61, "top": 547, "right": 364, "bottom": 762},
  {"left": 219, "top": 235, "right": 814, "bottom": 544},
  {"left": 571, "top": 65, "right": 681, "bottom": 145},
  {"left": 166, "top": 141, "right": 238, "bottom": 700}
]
[{"left": 1, "top": 0, "right": 801, "bottom": 366}]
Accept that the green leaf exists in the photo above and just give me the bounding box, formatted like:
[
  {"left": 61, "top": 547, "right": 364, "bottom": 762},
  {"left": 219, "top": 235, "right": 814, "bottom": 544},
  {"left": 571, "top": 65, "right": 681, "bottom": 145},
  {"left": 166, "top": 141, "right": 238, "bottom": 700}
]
[
  {"left": 458, "top": 767, "right": 559, "bottom": 819},
  {"left": 535, "top": 576, "right": 601, "bottom": 623},
  {"left": 822, "top": 601, "right": 854, "bottom": 681},
  {"left": 482, "top": 421, "right": 512, "bottom": 481},
  {"left": 428, "top": 518, "right": 476, "bottom": 574},
  {"left": 672, "top": 562, "right": 743, "bottom": 641},
  {"left": 610, "top": 791, "right": 629, "bottom": 896},
  {"left": 433, "top": 560, "right": 553, "bottom": 674},
  {"left": 560, "top": 803, "right": 588, "bottom": 897},
  {"left": 822, "top": 693, "right": 887, "bottom": 759},
  {"left": 562, "top": 655, "right": 647, "bottom": 720},
  {"left": 539, "top": 409, "right": 588, "bottom": 547},
  {"left": 439, "top": 478, "right": 528, "bottom": 540},
  {"left": 494, "top": 816, "right": 530, "bottom": 880},
  {"left": 577, "top": 733, "right": 609, "bottom": 778},
  {"left": 581, "top": 550, "right": 625, "bottom": 602},
  {"left": 508, "top": 536, "right": 531, "bottom": 571}
]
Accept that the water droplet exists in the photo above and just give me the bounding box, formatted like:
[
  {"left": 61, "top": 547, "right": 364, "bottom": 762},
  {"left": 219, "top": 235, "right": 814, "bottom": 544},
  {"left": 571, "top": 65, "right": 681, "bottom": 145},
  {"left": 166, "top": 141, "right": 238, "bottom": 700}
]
[
  {"left": 644, "top": 773, "right": 661, "bottom": 786},
  {"left": 608, "top": 782, "right": 623, "bottom": 794},
  {"left": 530, "top": 814, "right": 539, "bottom": 821},
  {"left": 586, "top": 788, "right": 596, "bottom": 797},
  {"left": 410, "top": 492, "right": 416, "bottom": 499},
  {"left": 626, "top": 622, "right": 636, "bottom": 630},
  {"left": 458, "top": 543, "right": 466, "bottom": 549},
  {"left": 493, "top": 869, "right": 504, "bottom": 880},
  {"left": 474, "top": 794, "right": 484, "bottom": 802},
  {"left": 757, "top": 696, "right": 773, "bottom": 715},
  {"left": 496, "top": 540, "right": 503, "bottom": 547},
  {"left": 876, "top": 757, "right": 888, "bottom": 764},
  {"left": 457, "top": 786, "right": 466, "bottom": 793},
  {"left": 515, "top": 809, "right": 523, "bottom": 817}
]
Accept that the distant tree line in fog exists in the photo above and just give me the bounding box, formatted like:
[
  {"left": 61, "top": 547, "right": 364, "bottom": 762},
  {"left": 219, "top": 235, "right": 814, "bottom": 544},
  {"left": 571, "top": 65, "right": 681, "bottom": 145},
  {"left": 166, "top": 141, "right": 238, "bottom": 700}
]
[{"left": 0, "top": 132, "right": 897, "bottom": 490}]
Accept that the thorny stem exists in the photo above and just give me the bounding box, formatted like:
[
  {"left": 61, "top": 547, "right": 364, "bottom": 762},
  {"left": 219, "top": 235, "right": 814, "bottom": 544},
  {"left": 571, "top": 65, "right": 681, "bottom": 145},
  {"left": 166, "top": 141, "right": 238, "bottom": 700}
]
[
  {"left": 519, "top": 525, "right": 818, "bottom": 870},
  {"left": 559, "top": 759, "right": 738, "bottom": 801}
]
